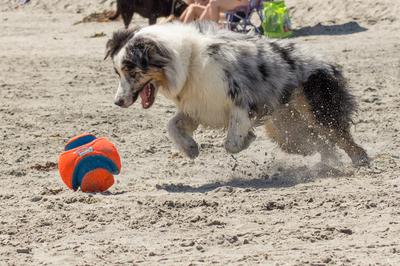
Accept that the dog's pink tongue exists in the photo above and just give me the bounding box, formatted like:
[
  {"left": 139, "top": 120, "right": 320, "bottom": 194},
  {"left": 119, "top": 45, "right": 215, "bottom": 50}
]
[{"left": 140, "top": 85, "right": 152, "bottom": 109}]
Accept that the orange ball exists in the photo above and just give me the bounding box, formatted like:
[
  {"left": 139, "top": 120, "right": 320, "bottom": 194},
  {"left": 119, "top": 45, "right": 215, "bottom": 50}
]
[
  {"left": 58, "top": 133, "right": 121, "bottom": 193},
  {"left": 80, "top": 169, "right": 115, "bottom": 193}
]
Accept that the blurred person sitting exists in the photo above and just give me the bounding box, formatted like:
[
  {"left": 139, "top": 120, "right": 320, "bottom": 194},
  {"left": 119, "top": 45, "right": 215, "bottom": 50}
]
[
  {"left": 180, "top": 0, "right": 209, "bottom": 23},
  {"left": 185, "top": 0, "right": 209, "bottom": 4},
  {"left": 200, "top": 0, "right": 249, "bottom": 23}
]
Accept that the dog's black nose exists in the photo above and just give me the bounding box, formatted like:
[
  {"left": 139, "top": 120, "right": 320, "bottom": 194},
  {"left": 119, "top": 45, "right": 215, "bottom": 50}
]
[{"left": 114, "top": 99, "right": 125, "bottom": 106}]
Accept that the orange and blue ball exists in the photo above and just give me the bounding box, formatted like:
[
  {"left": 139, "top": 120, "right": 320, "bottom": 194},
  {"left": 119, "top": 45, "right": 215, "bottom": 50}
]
[{"left": 58, "top": 133, "right": 121, "bottom": 192}]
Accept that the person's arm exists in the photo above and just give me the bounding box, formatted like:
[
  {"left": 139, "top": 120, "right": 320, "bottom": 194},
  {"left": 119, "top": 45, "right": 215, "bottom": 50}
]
[{"left": 197, "top": 0, "right": 209, "bottom": 5}]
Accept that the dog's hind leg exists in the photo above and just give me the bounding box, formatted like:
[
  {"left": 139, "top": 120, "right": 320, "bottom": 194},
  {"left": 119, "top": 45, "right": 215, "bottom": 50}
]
[
  {"left": 224, "top": 106, "right": 255, "bottom": 154},
  {"left": 264, "top": 93, "right": 326, "bottom": 157},
  {"left": 168, "top": 112, "right": 199, "bottom": 159},
  {"left": 323, "top": 127, "right": 369, "bottom": 166}
]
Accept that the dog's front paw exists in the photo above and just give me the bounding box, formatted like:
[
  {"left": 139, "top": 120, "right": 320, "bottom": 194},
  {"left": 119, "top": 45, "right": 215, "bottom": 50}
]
[
  {"left": 224, "top": 131, "right": 256, "bottom": 154},
  {"left": 177, "top": 137, "right": 199, "bottom": 159}
]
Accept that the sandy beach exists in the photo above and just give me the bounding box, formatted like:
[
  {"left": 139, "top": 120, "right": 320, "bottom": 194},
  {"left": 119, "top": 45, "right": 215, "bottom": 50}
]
[{"left": 0, "top": 0, "right": 399, "bottom": 265}]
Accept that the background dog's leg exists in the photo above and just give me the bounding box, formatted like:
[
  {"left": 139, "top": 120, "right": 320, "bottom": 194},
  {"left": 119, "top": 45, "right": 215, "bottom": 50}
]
[
  {"left": 149, "top": 15, "right": 157, "bottom": 25},
  {"left": 120, "top": 0, "right": 134, "bottom": 28},
  {"left": 168, "top": 112, "right": 199, "bottom": 159},
  {"left": 225, "top": 106, "right": 255, "bottom": 154}
]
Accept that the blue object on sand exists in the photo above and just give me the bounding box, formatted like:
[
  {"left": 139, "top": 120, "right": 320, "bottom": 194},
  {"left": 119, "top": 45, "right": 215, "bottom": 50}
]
[{"left": 18, "top": 0, "right": 31, "bottom": 5}]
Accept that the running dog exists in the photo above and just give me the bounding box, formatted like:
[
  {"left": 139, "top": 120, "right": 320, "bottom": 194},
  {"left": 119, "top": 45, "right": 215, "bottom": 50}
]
[
  {"left": 109, "top": 0, "right": 188, "bottom": 28},
  {"left": 105, "top": 22, "right": 369, "bottom": 166}
]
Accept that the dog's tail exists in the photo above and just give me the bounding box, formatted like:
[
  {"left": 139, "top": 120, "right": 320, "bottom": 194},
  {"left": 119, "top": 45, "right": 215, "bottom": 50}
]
[
  {"left": 109, "top": 11, "right": 120, "bottom": 20},
  {"left": 301, "top": 64, "right": 356, "bottom": 131},
  {"left": 109, "top": 4, "right": 121, "bottom": 20}
]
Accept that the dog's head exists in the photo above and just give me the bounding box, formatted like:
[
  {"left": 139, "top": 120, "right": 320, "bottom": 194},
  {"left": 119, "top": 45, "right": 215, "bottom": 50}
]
[{"left": 105, "top": 28, "right": 177, "bottom": 109}]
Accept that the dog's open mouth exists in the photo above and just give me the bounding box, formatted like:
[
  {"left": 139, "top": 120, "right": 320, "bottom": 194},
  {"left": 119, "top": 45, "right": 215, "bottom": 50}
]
[
  {"left": 133, "top": 83, "right": 156, "bottom": 109},
  {"left": 139, "top": 83, "right": 155, "bottom": 109}
]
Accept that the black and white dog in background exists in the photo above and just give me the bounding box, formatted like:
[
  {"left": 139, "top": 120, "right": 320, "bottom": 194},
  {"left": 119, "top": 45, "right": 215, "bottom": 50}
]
[
  {"left": 105, "top": 22, "right": 369, "bottom": 166},
  {"left": 109, "top": 0, "right": 188, "bottom": 28}
]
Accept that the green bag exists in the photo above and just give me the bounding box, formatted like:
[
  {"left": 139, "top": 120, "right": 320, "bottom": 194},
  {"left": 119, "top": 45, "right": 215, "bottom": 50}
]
[{"left": 262, "top": 1, "right": 293, "bottom": 38}]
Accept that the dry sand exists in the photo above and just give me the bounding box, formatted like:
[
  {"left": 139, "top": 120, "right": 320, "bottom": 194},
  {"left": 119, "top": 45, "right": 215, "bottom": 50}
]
[{"left": 1, "top": 0, "right": 400, "bottom": 265}]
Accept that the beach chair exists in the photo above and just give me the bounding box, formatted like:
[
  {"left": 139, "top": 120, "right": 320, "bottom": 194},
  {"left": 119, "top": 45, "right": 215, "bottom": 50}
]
[{"left": 225, "top": 0, "right": 265, "bottom": 34}]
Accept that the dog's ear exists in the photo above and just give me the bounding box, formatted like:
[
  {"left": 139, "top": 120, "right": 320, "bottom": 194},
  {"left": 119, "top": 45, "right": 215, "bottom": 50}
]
[
  {"left": 130, "top": 48, "right": 150, "bottom": 70},
  {"left": 104, "top": 28, "right": 139, "bottom": 60},
  {"left": 127, "top": 38, "right": 171, "bottom": 70},
  {"left": 126, "top": 37, "right": 184, "bottom": 94},
  {"left": 147, "top": 40, "right": 171, "bottom": 69}
]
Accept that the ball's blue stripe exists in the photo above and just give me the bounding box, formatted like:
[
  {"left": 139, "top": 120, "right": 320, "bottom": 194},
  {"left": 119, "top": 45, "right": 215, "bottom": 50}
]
[
  {"left": 72, "top": 155, "right": 120, "bottom": 191},
  {"left": 65, "top": 135, "right": 97, "bottom": 151}
]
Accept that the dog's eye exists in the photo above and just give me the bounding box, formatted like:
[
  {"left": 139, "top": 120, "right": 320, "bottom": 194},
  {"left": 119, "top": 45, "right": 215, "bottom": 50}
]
[
  {"left": 114, "top": 68, "right": 120, "bottom": 77},
  {"left": 129, "top": 71, "right": 141, "bottom": 79}
]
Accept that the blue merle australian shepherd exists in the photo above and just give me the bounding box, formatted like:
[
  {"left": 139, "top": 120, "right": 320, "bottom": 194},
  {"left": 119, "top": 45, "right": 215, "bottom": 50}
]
[{"left": 105, "top": 22, "right": 369, "bottom": 166}]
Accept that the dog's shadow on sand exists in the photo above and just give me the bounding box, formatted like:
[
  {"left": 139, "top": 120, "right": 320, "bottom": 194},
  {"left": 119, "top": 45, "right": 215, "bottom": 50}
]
[
  {"left": 157, "top": 163, "right": 350, "bottom": 193},
  {"left": 293, "top": 21, "right": 367, "bottom": 37}
]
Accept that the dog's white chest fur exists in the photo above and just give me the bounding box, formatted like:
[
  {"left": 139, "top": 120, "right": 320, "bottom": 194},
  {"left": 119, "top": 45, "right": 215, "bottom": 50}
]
[
  {"left": 167, "top": 59, "right": 232, "bottom": 128},
  {"left": 176, "top": 87, "right": 231, "bottom": 128}
]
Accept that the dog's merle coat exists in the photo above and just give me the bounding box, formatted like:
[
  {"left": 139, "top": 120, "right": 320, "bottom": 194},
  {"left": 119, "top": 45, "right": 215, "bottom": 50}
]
[
  {"left": 199, "top": 28, "right": 355, "bottom": 128},
  {"left": 106, "top": 22, "right": 369, "bottom": 166}
]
